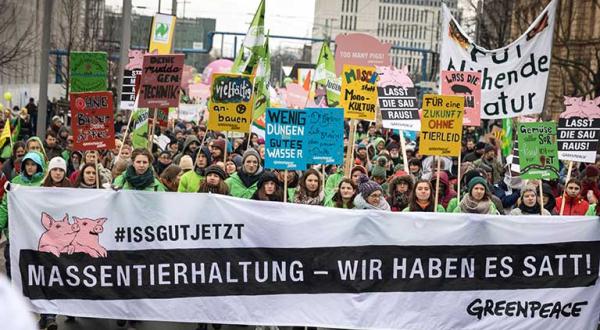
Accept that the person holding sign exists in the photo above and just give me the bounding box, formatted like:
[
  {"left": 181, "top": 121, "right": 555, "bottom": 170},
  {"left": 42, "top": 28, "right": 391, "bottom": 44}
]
[
  {"left": 510, "top": 185, "right": 551, "bottom": 216},
  {"left": 325, "top": 178, "right": 358, "bottom": 209},
  {"left": 113, "top": 148, "right": 165, "bottom": 191},
  {"left": 353, "top": 175, "right": 390, "bottom": 211},
  {"left": 453, "top": 177, "right": 499, "bottom": 214},
  {"left": 403, "top": 179, "right": 445, "bottom": 212},
  {"left": 554, "top": 179, "right": 589, "bottom": 216},
  {"left": 294, "top": 169, "right": 325, "bottom": 206},
  {"left": 226, "top": 149, "right": 264, "bottom": 199}
]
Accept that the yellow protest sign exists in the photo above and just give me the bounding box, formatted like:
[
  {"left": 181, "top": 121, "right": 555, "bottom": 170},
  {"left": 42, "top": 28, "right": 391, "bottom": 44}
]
[
  {"left": 419, "top": 94, "right": 464, "bottom": 157},
  {"left": 208, "top": 73, "right": 255, "bottom": 132},
  {"left": 149, "top": 14, "right": 176, "bottom": 54},
  {"left": 340, "top": 64, "right": 378, "bottom": 121}
]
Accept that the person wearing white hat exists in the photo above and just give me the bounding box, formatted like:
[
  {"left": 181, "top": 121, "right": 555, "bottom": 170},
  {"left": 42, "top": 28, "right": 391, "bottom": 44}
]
[{"left": 42, "top": 157, "right": 71, "bottom": 187}]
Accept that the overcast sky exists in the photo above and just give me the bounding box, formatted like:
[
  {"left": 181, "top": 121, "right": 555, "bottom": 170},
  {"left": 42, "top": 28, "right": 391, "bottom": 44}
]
[{"left": 107, "top": 0, "right": 316, "bottom": 55}]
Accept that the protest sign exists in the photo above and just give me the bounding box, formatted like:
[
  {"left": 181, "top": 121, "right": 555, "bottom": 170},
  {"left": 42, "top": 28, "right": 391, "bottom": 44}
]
[
  {"left": 9, "top": 188, "right": 600, "bottom": 329},
  {"left": 120, "top": 50, "right": 145, "bottom": 110},
  {"left": 377, "top": 86, "right": 420, "bottom": 131},
  {"left": 265, "top": 108, "right": 306, "bottom": 170},
  {"left": 175, "top": 104, "right": 201, "bottom": 122},
  {"left": 517, "top": 122, "right": 559, "bottom": 179},
  {"left": 334, "top": 33, "right": 391, "bottom": 76},
  {"left": 305, "top": 107, "right": 344, "bottom": 165},
  {"left": 148, "top": 13, "right": 176, "bottom": 54},
  {"left": 70, "top": 91, "right": 115, "bottom": 151},
  {"left": 440, "top": 71, "right": 482, "bottom": 126},
  {"left": 69, "top": 52, "right": 108, "bottom": 93},
  {"left": 340, "top": 64, "right": 378, "bottom": 121},
  {"left": 557, "top": 96, "right": 600, "bottom": 163},
  {"left": 419, "top": 95, "right": 464, "bottom": 157},
  {"left": 130, "top": 108, "right": 149, "bottom": 149},
  {"left": 441, "top": 1, "right": 557, "bottom": 119},
  {"left": 208, "top": 73, "right": 254, "bottom": 132},
  {"left": 149, "top": 108, "right": 169, "bottom": 129},
  {"left": 138, "top": 54, "right": 184, "bottom": 108}
]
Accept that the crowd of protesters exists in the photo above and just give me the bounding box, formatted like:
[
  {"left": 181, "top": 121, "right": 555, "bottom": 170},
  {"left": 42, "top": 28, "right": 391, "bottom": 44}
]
[{"left": 0, "top": 98, "right": 599, "bottom": 329}]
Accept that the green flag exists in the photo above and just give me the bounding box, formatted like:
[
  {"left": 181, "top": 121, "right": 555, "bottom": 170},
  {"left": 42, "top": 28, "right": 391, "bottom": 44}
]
[
  {"left": 131, "top": 109, "right": 149, "bottom": 149},
  {"left": 501, "top": 118, "right": 513, "bottom": 157},
  {"left": 232, "top": 0, "right": 265, "bottom": 74},
  {"left": 315, "top": 41, "right": 339, "bottom": 107},
  {"left": 252, "top": 35, "right": 270, "bottom": 122}
]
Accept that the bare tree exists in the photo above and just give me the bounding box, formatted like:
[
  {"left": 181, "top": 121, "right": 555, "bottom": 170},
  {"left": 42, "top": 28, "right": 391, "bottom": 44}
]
[{"left": 0, "top": 0, "right": 37, "bottom": 76}]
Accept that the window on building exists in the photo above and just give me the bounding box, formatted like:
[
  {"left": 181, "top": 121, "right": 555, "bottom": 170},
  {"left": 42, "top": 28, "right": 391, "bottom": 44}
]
[
  {"left": 354, "top": 15, "right": 357, "bottom": 30},
  {"left": 355, "top": 0, "right": 359, "bottom": 12}
]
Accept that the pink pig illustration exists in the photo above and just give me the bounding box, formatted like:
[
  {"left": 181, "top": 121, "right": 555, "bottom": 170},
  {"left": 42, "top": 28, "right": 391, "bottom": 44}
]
[
  {"left": 72, "top": 217, "right": 108, "bottom": 258},
  {"left": 38, "top": 213, "right": 80, "bottom": 257},
  {"left": 376, "top": 65, "right": 414, "bottom": 88},
  {"left": 561, "top": 96, "right": 600, "bottom": 118}
]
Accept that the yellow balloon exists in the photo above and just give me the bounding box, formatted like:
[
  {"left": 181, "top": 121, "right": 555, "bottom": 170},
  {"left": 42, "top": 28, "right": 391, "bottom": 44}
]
[
  {"left": 3, "top": 92, "right": 12, "bottom": 101},
  {"left": 193, "top": 75, "right": 202, "bottom": 84}
]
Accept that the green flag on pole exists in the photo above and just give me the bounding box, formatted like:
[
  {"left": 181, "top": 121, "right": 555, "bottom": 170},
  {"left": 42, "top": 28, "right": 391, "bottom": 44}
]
[
  {"left": 231, "top": 0, "right": 266, "bottom": 75},
  {"left": 315, "top": 41, "right": 339, "bottom": 106},
  {"left": 501, "top": 118, "right": 513, "bottom": 157},
  {"left": 252, "top": 34, "right": 270, "bottom": 122},
  {"left": 131, "top": 109, "right": 149, "bottom": 150}
]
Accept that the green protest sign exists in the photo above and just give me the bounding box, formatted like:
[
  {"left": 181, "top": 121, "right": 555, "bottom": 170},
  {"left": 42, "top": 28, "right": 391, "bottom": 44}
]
[
  {"left": 131, "top": 108, "right": 149, "bottom": 149},
  {"left": 517, "top": 122, "right": 559, "bottom": 180},
  {"left": 70, "top": 52, "right": 108, "bottom": 92}
]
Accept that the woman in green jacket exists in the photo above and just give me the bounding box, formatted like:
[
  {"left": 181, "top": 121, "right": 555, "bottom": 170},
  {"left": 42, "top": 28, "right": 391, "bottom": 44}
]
[
  {"left": 178, "top": 146, "right": 211, "bottom": 192},
  {"left": 453, "top": 177, "right": 499, "bottom": 214},
  {"left": 325, "top": 178, "right": 357, "bottom": 208},
  {"left": 113, "top": 148, "right": 165, "bottom": 191},
  {"left": 226, "top": 149, "right": 263, "bottom": 199}
]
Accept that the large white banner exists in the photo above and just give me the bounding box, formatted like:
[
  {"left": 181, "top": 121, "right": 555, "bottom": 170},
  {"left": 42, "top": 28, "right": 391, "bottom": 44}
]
[
  {"left": 441, "top": 1, "right": 557, "bottom": 119},
  {"left": 8, "top": 186, "right": 600, "bottom": 329}
]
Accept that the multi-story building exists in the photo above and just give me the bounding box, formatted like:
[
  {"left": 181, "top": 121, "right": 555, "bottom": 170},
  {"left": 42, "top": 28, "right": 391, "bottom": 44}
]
[
  {"left": 508, "top": 0, "right": 599, "bottom": 118},
  {"left": 312, "top": 0, "right": 461, "bottom": 82}
]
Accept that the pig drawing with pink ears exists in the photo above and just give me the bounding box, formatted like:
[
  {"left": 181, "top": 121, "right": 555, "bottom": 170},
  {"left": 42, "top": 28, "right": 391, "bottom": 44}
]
[
  {"left": 72, "top": 217, "right": 108, "bottom": 258},
  {"left": 38, "top": 213, "right": 80, "bottom": 257}
]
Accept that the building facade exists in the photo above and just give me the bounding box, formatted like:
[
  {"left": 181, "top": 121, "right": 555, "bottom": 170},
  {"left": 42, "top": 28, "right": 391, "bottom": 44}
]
[{"left": 312, "top": 0, "right": 460, "bottom": 82}]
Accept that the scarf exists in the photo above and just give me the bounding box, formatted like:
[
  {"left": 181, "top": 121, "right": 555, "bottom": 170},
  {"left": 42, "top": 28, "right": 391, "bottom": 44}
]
[
  {"left": 518, "top": 202, "right": 541, "bottom": 215},
  {"left": 78, "top": 182, "right": 96, "bottom": 189},
  {"left": 194, "top": 165, "right": 206, "bottom": 176},
  {"left": 392, "top": 193, "right": 410, "bottom": 210},
  {"left": 124, "top": 166, "right": 155, "bottom": 190},
  {"left": 415, "top": 199, "right": 434, "bottom": 212},
  {"left": 238, "top": 166, "right": 264, "bottom": 188},
  {"left": 294, "top": 190, "right": 325, "bottom": 205},
  {"left": 459, "top": 193, "right": 492, "bottom": 214}
]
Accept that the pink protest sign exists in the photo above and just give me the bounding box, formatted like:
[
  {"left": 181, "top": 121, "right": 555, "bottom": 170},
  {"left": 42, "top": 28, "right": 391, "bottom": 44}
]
[
  {"left": 334, "top": 33, "right": 391, "bottom": 76},
  {"left": 139, "top": 54, "right": 184, "bottom": 108},
  {"left": 441, "top": 71, "right": 482, "bottom": 126}
]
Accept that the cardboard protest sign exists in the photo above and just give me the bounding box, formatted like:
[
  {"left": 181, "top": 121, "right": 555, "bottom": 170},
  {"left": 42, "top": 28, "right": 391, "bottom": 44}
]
[
  {"left": 441, "top": 71, "right": 482, "bottom": 126},
  {"left": 340, "top": 64, "right": 378, "bottom": 121},
  {"left": 440, "top": 1, "right": 557, "bottom": 119},
  {"left": 265, "top": 108, "right": 307, "bottom": 170},
  {"left": 149, "top": 13, "right": 176, "bottom": 54},
  {"left": 419, "top": 95, "right": 464, "bottom": 157},
  {"left": 334, "top": 33, "right": 391, "bottom": 76},
  {"left": 305, "top": 107, "right": 344, "bottom": 165},
  {"left": 377, "top": 87, "right": 419, "bottom": 131},
  {"left": 557, "top": 96, "right": 600, "bottom": 163},
  {"left": 139, "top": 54, "right": 184, "bottom": 108},
  {"left": 69, "top": 52, "right": 108, "bottom": 93},
  {"left": 149, "top": 108, "right": 169, "bottom": 129},
  {"left": 175, "top": 104, "right": 201, "bottom": 122},
  {"left": 120, "top": 50, "right": 145, "bottom": 110},
  {"left": 70, "top": 91, "right": 115, "bottom": 151},
  {"left": 517, "top": 122, "right": 559, "bottom": 179},
  {"left": 207, "top": 73, "right": 254, "bottom": 132}
]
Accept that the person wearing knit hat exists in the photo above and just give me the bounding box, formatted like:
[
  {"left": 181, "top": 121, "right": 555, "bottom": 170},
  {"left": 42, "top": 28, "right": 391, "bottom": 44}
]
[
  {"left": 454, "top": 176, "right": 499, "bottom": 214},
  {"left": 370, "top": 156, "right": 388, "bottom": 185},
  {"left": 350, "top": 165, "right": 368, "bottom": 186},
  {"left": 353, "top": 175, "right": 390, "bottom": 210},
  {"left": 199, "top": 165, "right": 229, "bottom": 195},
  {"left": 177, "top": 147, "right": 211, "bottom": 193},
  {"left": 251, "top": 171, "right": 283, "bottom": 202},
  {"left": 42, "top": 157, "right": 71, "bottom": 188},
  {"left": 510, "top": 184, "right": 550, "bottom": 215},
  {"left": 179, "top": 155, "right": 194, "bottom": 172},
  {"left": 210, "top": 139, "right": 226, "bottom": 164},
  {"left": 225, "top": 148, "right": 264, "bottom": 199}
]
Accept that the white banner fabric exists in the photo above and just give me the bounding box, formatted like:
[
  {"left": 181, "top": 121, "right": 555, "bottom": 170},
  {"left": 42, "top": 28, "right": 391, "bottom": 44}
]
[
  {"left": 440, "top": 1, "right": 557, "bottom": 119},
  {"left": 8, "top": 186, "right": 600, "bottom": 329}
]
